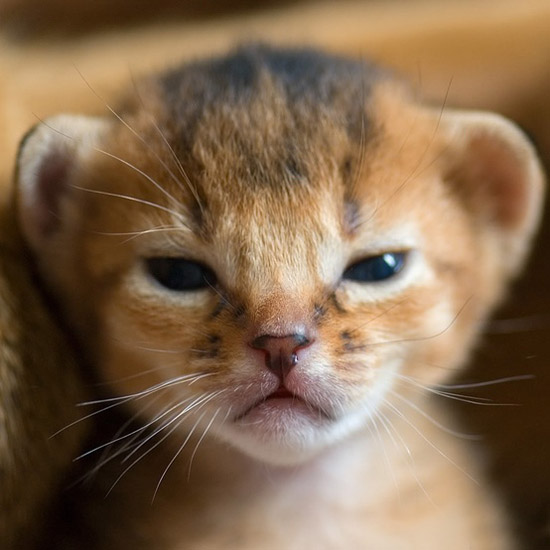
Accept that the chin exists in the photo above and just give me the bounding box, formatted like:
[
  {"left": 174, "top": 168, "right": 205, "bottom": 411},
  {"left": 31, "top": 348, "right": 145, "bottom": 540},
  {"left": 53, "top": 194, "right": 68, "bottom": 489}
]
[{"left": 216, "top": 398, "right": 370, "bottom": 467}]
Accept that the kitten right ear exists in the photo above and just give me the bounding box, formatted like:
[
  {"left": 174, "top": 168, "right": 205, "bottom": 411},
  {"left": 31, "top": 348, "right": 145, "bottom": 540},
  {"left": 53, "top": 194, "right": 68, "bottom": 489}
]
[
  {"left": 15, "top": 115, "right": 108, "bottom": 251},
  {"left": 439, "top": 110, "right": 545, "bottom": 278}
]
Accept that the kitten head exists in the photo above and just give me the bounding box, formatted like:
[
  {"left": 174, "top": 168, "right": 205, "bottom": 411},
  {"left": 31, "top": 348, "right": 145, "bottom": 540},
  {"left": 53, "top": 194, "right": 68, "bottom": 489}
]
[{"left": 16, "top": 46, "right": 544, "bottom": 466}]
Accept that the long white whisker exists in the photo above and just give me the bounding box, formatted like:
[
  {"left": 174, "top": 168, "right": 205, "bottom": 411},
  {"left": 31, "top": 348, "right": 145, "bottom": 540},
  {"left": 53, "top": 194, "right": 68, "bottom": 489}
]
[
  {"left": 153, "top": 411, "right": 207, "bottom": 502},
  {"left": 383, "top": 399, "right": 479, "bottom": 486},
  {"left": 77, "top": 392, "right": 171, "bottom": 484},
  {"left": 394, "top": 374, "right": 491, "bottom": 402},
  {"left": 79, "top": 372, "right": 215, "bottom": 406},
  {"left": 369, "top": 412, "right": 399, "bottom": 494},
  {"left": 388, "top": 390, "right": 481, "bottom": 440},
  {"left": 77, "top": 395, "right": 195, "bottom": 461},
  {"left": 53, "top": 372, "right": 214, "bottom": 439},
  {"left": 91, "top": 364, "right": 200, "bottom": 387},
  {"left": 375, "top": 409, "right": 435, "bottom": 506},
  {"left": 121, "top": 389, "right": 225, "bottom": 464},
  {"left": 348, "top": 300, "right": 405, "bottom": 336},
  {"left": 394, "top": 374, "right": 520, "bottom": 406},
  {"left": 370, "top": 298, "right": 472, "bottom": 348},
  {"left": 35, "top": 114, "right": 189, "bottom": 224},
  {"left": 92, "top": 147, "right": 187, "bottom": 211},
  {"left": 50, "top": 397, "right": 134, "bottom": 438},
  {"left": 119, "top": 227, "right": 185, "bottom": 245},
  {"left": 105, "top": 390, "right": 223, "bottom": 497},
  {"left": 128, "top": 72, "right": 205, "bottom": 215},
  {"left": 93, "top": 225, "right": 181, "bottom": 238},
  {"left": 72, "top": 185, "right": 188, "bottom": 225},
  {"left": 434, "top": 374, "right": 535, "bottom": 390},
  {"left": 187, "top": 408, "right": 220, "bottom": 481},
  {"left": 362, "top": 80, "right": 451, "bottom": 225},
  {"left": 74, "top": 66, "right": 194, "bottom": 210},
  {"left": 147, "top": 115, "right": 205, "bottom": 216}
]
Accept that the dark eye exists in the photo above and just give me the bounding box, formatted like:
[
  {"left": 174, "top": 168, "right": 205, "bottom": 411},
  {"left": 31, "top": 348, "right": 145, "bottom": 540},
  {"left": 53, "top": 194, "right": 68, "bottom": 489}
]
[
  {"left": 344, "top": 252, "right": 406, "bottom": 282},
  {"left": 146, "top": 258, "right": 216, "bottom": 291}
]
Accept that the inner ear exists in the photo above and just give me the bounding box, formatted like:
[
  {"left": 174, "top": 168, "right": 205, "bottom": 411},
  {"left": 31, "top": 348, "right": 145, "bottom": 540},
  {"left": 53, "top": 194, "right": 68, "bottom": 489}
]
[
  {"left": 441, "top": 110, "right": 545, "bottom": 273},
  {"left": 15, "top": 115, "right": 108, "bottom": 251},
  {"left": 27, "top": 144, "right": 73, "bottom": 237},
  {"left": 460, "top": 129, "right": 532, "bottom": 230}
]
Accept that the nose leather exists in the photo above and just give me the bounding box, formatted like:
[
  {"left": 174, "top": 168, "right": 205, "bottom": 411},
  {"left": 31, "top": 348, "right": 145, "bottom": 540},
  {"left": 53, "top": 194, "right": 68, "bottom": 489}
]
[{"left": 250, "top": 333, "right": 311, "bottom": 379}]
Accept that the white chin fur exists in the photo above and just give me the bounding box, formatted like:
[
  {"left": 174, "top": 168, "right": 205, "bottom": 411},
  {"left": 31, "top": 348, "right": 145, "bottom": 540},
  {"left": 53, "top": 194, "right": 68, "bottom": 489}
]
[{"left": 215, "top": 407, "right": 371, "bottom": 467}]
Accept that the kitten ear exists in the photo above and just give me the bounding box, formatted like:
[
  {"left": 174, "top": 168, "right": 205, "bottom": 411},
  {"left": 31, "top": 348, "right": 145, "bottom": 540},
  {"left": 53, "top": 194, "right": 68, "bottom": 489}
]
[
  {"left": 15, "top": 114, "right": 108, "bottom": 251},
  {"left": 441, "top": 111, "right": 545, "bottom": 277}
]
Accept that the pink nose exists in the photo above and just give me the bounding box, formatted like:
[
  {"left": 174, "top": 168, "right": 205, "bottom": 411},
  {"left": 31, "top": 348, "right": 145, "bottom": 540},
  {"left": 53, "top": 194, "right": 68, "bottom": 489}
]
[{"left": 250, "top": 333, "right": 312, "bottom": 380}]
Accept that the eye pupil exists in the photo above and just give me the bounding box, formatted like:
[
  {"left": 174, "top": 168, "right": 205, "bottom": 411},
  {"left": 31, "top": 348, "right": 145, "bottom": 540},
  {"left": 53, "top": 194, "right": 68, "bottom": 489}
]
[
  {"left": 146, "top": 258, "right": 215, "bottom": 291},
  {"left": 344, "top": 252, "right": 406, "bottom": 283}
]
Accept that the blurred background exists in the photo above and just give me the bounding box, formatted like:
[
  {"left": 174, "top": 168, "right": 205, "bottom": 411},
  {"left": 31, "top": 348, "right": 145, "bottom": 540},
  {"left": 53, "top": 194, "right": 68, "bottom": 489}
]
[{"left": 1, "top": 0, "right": 549, "bottom": 546}]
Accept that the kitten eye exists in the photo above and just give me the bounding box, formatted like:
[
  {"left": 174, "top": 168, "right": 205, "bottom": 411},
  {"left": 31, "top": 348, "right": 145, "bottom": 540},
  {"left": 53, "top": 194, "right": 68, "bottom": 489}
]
[
  {"left": 146, "top": 258, "right": 216, "bottom": 291},
  {"left": 343, "top": 252, "right": 406, "bottom": 283}
]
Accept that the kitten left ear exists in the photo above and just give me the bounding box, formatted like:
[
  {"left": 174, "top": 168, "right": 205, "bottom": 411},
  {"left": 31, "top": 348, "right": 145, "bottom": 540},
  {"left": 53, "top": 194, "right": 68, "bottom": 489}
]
[
  {"left": 440, "top": 110, "right": 545, "bottom": 277},
  {"left": 15, "top": 114, "right": 108, "bottom": 252}
]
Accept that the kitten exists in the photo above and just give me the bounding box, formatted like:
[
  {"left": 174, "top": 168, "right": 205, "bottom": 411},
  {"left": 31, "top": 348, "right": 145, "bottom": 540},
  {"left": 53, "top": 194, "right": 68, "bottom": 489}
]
[{"left": 16, "top": 45, "right": 544, "bottom": 548}]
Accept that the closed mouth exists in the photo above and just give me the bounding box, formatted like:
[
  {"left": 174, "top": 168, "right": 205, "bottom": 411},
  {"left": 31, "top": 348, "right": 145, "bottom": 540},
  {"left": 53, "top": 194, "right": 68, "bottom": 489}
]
[
  {"left": 267, "top": 387, "right": 295, "bottom": 400},
  {"left": 234, "top": 387, "right": 332, "bottom": 422}
]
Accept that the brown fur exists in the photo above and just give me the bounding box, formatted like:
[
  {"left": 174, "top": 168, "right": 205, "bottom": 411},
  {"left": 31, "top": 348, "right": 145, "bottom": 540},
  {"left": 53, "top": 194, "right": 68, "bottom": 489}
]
[
  {"left": 14, "top": 45, "right": 544, "bottom": 547},
  {"left": 1, "top": 1, "right": 550, "bottom": 547},
  {"left": 0, "top": 199, "right": 87, "bottom": 548}
]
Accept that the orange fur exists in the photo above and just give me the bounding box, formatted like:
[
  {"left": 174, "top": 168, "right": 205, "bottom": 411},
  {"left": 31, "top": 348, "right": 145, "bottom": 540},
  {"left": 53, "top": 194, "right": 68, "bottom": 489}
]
[
  {"left": 14, "top": 46, "right": 544, "bottom": 547},
  {"left": 2, "top": 1, "right": 550, "bottom": 547}
]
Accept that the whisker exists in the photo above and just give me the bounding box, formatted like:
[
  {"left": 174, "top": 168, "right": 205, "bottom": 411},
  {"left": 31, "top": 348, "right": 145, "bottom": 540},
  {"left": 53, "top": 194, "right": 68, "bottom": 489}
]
[
  {"left": 79, "top": 372, "right": 215, "bottom": 406},
  {"left": 153, "top": 410, "right": 208, "bottom": 502},
  {"left": 72, "top": 185, "right": 189, "bottom": 226},
  {"left": 360, "top": 77, "right": 453, "bottom": 227},
  {"left": 395, "top": 375, "right": 493, "bottom": 404},
  {"left": 375, "top": 408, "right": 436, "bottom": 506},
  {"left": 93, "top": 225, "right": 181, "bottom": 238},
  {"left": 106, "top": 390, "right": 224, "bottom": 497},
  {"left": 121, "top": 389, "right": 226, "bottom": 464},
  {"left": 347, "top": 300, "right": 406, "bottom": 336},
  {"left": 187, "top": 408, "right": 221, "bottom": 481},
  {"left": 147, "top": 115, "right": 205, "bottom": 216},
  {"left": 394, "top": 373, "right": 523, "bottom": 406},
  {"left": 91, "top": 364, "right": 197, "bottom": 387},
  {"left": 118, "top": 399, "right": 201, "bottom": 465},
  {"left": 108, "top": 329, "right": 215, "bottom": 351},
  {"left": 434, "top": 374, "right": 535, "bottom": 390},
  {"left": 383, "top": 398, "right": 479, "bottom": 485},
  {"left": 204, "top": 278, "right": 240, "bottom": 316},
  {"left": 221, "top": 406, "right": 233, "bottom": 425},
  {"left": 34, "top": 115, "right": 190, "bottom": 227},
  {"left": 50, "top": 398, "right": 132, "bottom": 439},
  {"left": 54, "top": 371, "right": 212, "bottom": 439},
  {"left": 77, "top": 392, "right": 169, "bottom": 484},
  {"left": 76, "top": 395, "right": 195, "bottom": 461},
  {"left": 388, "top": 389, "right": 481, "bottom": 440},
  {"left": 128, "top": 71, "right": 205, "bottom": 215},
  {"left": 116, "top": 226, "right": 186, "bottom": 245},
  {"left": 74, "top": 66, "right": 194, "bottom": 210},
  {"left": 92, "top": 147, "right": 187, "bottom": 211},
  {"left": 369, "top": 412, "right": 399, "bottom": 493},
  {"left": 424, "top": 389, "right": 510, "bottom": 406},
  {"left": 369, "top": 297, "right": 472, "bottom": 348}
]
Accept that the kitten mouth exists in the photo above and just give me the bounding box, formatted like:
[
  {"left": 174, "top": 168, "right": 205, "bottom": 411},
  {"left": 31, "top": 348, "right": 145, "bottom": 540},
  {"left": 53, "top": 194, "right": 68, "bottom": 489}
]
[
  {"left": 234, "top": 387, "right": 331, "bottom": 422},
  {"left": 267, "top": 387, "right": 295, "bottom": 400}
]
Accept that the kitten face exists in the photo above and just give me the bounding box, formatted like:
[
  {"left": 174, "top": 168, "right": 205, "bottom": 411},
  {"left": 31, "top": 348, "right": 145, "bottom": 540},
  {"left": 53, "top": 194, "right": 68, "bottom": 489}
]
[{"left": 17, "top": 47, "right": 544, "bottom": 466}]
